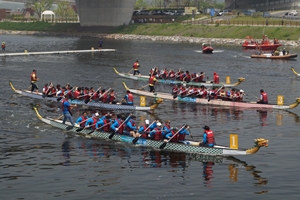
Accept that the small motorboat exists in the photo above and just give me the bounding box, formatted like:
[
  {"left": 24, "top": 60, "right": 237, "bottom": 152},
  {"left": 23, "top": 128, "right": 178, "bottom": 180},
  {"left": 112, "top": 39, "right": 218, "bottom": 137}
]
[
  {"left": 202, "top": 43, "right": 214, "bottom": 54},
  {"left": 251, "top": 53, "right": 297, "bottom": 60}
]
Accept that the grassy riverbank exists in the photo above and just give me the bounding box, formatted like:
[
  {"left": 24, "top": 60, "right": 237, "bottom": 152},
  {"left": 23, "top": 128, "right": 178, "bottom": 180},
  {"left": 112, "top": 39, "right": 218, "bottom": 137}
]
[{"left": 1, "top": 20, "right": 300, "bottom": 40}]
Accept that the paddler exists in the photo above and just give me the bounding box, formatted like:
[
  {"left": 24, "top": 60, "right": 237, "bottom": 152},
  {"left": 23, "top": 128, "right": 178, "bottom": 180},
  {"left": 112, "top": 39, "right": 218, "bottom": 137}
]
[
  {"left": 213, "top": 72, "right": 220, "bottom": 84},
  {"left": 149, "top": 73, "right": 157, "bottom": 93},
  {"left": 76, "top": 111, "right": 89, "bottom": 127},
  {"left": 199, "top": 125, "right": 216, "bottom": 147},
  {"left": 257, "top": 89, "right": 268, "bottom": 104},
  {"left": 122, "top": 90, "right": 134, "bottom": 105},
  {"left": 133, "top": 60, "right": 141, "bottom": 76},
  {"left": 30, "top": 69, "right": 39, "bottom": 94},
  {"left": 62, "top": 95, "right": 77, "bottom": 127}
]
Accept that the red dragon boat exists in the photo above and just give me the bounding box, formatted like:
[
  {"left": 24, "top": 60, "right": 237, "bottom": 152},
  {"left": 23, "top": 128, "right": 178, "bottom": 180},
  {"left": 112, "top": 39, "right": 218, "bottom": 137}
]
[{"left": 242, "top": 35, "right": 281, "bottom": 51}]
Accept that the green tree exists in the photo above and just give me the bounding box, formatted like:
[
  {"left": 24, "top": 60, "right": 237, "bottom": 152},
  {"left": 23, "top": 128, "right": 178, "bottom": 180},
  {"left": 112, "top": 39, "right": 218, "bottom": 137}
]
[
  {"left": 135, "top": 0, "right": 148, "bottom": 10},
  {"left": 55, "top": 1, "right": 76, "bottom": 22},
  {"left": 27, "top": 0, "right": 55, "bottom": 18}
]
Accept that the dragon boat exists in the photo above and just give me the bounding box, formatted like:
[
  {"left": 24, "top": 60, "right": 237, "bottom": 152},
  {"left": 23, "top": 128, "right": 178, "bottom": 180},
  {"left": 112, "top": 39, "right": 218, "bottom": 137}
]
[
  {"left": 122, "top": 82, "right": 300, "bottom": 110},
  {"left": 291, "top": 67, "right": 300, "bottom": 77},
  {"left": 33, "top": 107, "right": 269, "bottom": 156},
  {"left": 114, "top": 68, "right": 245, "bottom": 88},
  {"left": 9, "top": 80, "right": 163, "bottom": 111}
]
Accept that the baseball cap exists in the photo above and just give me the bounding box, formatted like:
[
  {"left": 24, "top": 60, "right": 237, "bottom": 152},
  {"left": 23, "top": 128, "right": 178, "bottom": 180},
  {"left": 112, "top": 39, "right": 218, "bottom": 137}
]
[
  {"left": 145, "top": 120, "right": 150, "bottom": 124},
  {"left": 95, "top": 113, "right": 99, "bottom": 117},
  {"left": 240, "top": 89, "right": 244, "bottom": 93},
  {"left": 157, "top": 122, "right": 162, "bottom": 126}
]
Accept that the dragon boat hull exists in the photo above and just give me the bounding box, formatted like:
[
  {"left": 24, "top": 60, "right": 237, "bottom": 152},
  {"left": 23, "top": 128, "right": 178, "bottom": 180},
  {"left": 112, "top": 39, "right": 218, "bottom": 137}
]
[
  {"left": 114, "top": 68, "right": 245, "bottom": 88},
  {"left": 33, "top": 107, "right": 267, "bottom": 156},
  {"left": 9, "top": 81, "right": 161, "bottom": 111},
  {"left": 122, "top": 82, "right": 300, "bottom": 110}
]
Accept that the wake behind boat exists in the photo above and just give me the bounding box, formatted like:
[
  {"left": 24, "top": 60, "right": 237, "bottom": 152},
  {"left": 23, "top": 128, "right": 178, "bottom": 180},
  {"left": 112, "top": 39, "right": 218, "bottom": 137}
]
[
  {"left": 33, "top": 106, "right": 269, "bottom": 156},
  {"left": 9, "top": 81, "right": 163, "bottom": 111},
  {"left": 114, "top": 68, "right": 245, "bottom": 88},
  {"left": 122, "top": 82, "right": 300, "bottom": 110}
]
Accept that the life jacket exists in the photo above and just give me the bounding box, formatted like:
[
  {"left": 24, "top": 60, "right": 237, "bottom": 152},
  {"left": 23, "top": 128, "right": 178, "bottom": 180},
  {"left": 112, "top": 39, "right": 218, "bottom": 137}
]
[
  {"left": 185, "top": 73, "right": 191, "bottom": 82},
  {"left": 43, "top": 86, "right": 48, "bottom": 94},
  {"left": 116, "top": 119, "right": 124, "bottom": 134},
  {"left": 172, "top": 86, "right": 178, "bottom": 94},
  {"left": 100, "top": 93, "right": 108, "bottom": 103},
  {"left": 30, "top": 72, "right": 37, "bottom": 82},
  {"left": 133, "top": 62, "right": 139, "bottom": 69},
  {"left": 141, "top": 125, "right": 148, "bottom": 138},
  {"left": 127, "top": 93, "right": 134, "bottom": 103},
  {"left": 153, "top": 128, "right": 162, "bottom": 141},
  {"left": 178, "top": 130, "right": 186, "bottom": 141},
  {"left": 179, "top": 73, "right": 185, "bottom": 81},
  {"left": 214, "top": 74, "right": 220, "bottom": 84},
  {"left": 1, "top": 44, "right": 5, "bottom": 48},
  {"left": 201, "top": 89, "right": 207, "bottom": 98},
  {"left": 79, "top": 115, "right": 87, "bottom": 127},
  {"left": 125, "top": 119, "right": 135, "bottom": 132},
  {"left": 92, "top": 92, "right": 98, "bottom": 101},
  {"left": 169, "top": 71, "right": 175, "bottom": 79},
  {"left": 108, "top": 94, "right": 116, "bottom": 103},
  {"left": 205, "top": 130, "right": 215, "bottom": 144},
  {"left": 60, "top": 89, "right": 65, "bottom": 96},
  {"left": 73, "top": 90, "right": 80, "bottom": 99},
  {"left": 102, "top": 119, "right": 110, "bottom": 132},
  {"left": 180, "top": 87, "right": 187, "bottom": 96},
  {"left": 51, "top": 87, "right": 57, "bottom": 95},
  {"left": 83, "top": 90, "right": 89, "bottom": 101},
  {"left": 170, "top": 130, "right": 179, "bottom": 143},
  {"left": 261, "top": 92, "right": 268, "bottom": 103},
  {"left": 91, "top": 117, "right": 98, "bottom": 129},
  {"left": 149, "top": 76, "right": 155, "bottom": 85}
]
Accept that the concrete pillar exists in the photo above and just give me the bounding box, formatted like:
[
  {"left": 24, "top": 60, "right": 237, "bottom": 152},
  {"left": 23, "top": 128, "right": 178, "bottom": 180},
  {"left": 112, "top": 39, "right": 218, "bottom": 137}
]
[{"left": 75, "top": 0, "right": 136, "bottom": 27}]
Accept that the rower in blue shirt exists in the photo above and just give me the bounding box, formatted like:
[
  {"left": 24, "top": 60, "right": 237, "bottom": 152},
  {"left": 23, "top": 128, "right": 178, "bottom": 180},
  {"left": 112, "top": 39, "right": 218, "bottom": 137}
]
[{"left": 122, "top": 90, "right": 134, "bottom": 105}]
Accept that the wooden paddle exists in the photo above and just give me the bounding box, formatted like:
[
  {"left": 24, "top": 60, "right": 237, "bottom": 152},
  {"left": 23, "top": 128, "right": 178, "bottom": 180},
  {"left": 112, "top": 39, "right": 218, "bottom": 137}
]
[
  {"left": 127, "top": 68, "right": 134, "bottom": 74},
  {"left": 56, "top": 87, "right": 76, "bottom": 102},
  {"left": 74, "top": 117, "right": 93, "bottom": 131},
  {"left": 84, "top": 86, "right": 102, "bottom": 104},
  {"left": 138, "top": 84, "right": 149, "bottom": 90},
  {"left": 98, "top": 88, "right": 111, "bottom": 101},
  {"left": 187, "top": 127, "right": 194, "bottom": 139},
  {"left": 208, "top": 85, "right": 224, "bottom": 102},
  {"left": 132, "top": 120, "right": 156, "bottom": 144},
  {"left": 159, "top": 124, "right": 186, "bottom": 149},
  {"left": 87, "top": 121, "right": 112, "bottom": 135},
  {"left": 76, "top": 122, "right": 97, "bottom": 132},
  {"left": 108, "top": 114, "right": 132, "bottom": 139}
]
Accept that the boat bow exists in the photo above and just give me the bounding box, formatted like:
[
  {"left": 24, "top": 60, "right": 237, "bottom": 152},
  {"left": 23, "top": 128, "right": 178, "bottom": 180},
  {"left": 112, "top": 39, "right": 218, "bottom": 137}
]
[
  {"left": 233, "top": 77, "right": 246, "bottom": 86},
  {"left": 289, "top": 98, "right": 300, "bottom": 109},
  {"left": 246, "top": 138, "right": 268, "bottom": 154},
  {"left": 291, "top": 67, "right": 300, "bottom": 76}
]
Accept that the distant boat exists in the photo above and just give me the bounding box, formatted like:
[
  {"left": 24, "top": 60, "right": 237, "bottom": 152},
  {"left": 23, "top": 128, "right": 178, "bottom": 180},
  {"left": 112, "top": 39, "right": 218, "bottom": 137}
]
[
  {"left": 202, "top": 43, "right": 214, "bottom": 54},
  {"left": 242, "top": 35, "right": 281, "bottom": 51},
  {"left": 251, "top": 53, "right": 297, "bottom": 60}
]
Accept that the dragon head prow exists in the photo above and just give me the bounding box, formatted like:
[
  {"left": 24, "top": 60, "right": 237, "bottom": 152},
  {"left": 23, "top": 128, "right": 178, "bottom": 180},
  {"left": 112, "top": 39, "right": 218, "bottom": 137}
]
[
  {"left": 254, "top": 138, "right": 269, "bottom": 147},
  {"left": 150, "top": 98, "right": 164, "bottom": 109},
  {"left": 238, "top": 77, "right": 245, "bottom": 82}
]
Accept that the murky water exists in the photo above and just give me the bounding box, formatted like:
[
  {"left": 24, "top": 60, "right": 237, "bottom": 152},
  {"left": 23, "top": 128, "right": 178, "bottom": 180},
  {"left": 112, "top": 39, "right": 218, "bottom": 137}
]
[{"left": 1, "top": 34, "right": 300, "bottom": 199}]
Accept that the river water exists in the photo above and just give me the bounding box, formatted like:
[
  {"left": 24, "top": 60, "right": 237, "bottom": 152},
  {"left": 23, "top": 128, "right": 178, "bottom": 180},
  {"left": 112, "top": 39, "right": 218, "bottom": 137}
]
[{"left": 0, "top": 34, "right": 300, "bottom": 199}]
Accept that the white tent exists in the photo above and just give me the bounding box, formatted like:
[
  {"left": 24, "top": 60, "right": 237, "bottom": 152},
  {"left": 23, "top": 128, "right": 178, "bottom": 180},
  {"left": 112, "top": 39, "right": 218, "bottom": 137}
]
[{"left": 41, "top": 10, "right": 55, "bottom": 22}]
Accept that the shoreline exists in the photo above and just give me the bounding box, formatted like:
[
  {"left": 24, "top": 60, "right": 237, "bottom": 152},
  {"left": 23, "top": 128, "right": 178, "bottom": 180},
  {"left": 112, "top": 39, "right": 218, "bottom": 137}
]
[{"left": 1, "top": 30, "right": 299, "bottom": 47}]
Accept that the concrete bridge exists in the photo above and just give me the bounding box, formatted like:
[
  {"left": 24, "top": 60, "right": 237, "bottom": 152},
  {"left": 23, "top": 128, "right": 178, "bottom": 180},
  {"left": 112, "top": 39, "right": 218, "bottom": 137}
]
[{"left": 3, "top": 0, "right": 136, "bottom": 27}]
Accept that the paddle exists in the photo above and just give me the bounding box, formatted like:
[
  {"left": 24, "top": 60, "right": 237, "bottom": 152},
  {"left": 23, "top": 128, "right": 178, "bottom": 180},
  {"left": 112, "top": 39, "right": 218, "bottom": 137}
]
[
  {"left": 87, "top": 121, "right": 112, "bottom": 135},
  {"left": 74, "top": 117, "right": 94, "bottom": 132},
  {"left": 138, "top": 84, "right": 149, "bottom": 90},
  {"left": 127, "top": 68, "right": 134, "bottom": 74},
  {"left": 98, "top": 88, "right": 111, "bottom": 102},
  {"left": 57, "top": 87, "right": 76, "bottom": 102},
  {"left": 187, "top": 127, "right": 194, "bottom": 139},
  {"left": 108, "top": 114, "right": 132, "bottom": 139},
  {"left": 208, "top": 85, "right": 224, "bottom": 102},
  {"left": 84, "top": 86, "right": 102, "bottom": 104},
  {"left": 132, "top": 120, "right": 156, "bottom": 144},
  {"left": 159, "top": 124, "right": 186, "bottom": 149},
  {"left": 76, "top": 122, "right": 97, "bottom": 132},
  {"left": 42, "top": 82, "right": 53, "bottom": 98}
]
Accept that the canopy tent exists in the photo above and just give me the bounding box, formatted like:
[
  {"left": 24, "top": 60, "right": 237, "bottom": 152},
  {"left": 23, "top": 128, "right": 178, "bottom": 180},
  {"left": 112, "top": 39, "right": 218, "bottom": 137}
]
[{"left": 41, "top": 10, "right": 55, "bottom": 22}]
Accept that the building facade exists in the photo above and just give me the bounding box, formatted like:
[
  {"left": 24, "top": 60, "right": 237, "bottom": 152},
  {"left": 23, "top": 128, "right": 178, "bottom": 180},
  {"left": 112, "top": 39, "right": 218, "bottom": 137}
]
[{"left": 225, "top": 0, "right": 300, "bottom": 11}]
